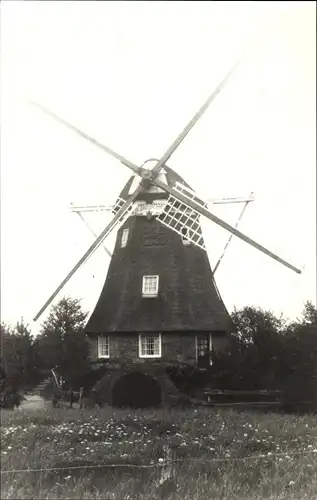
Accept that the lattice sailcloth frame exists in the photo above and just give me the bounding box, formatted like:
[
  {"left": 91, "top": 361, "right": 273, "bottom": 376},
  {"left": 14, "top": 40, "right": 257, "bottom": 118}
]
[{"left": 157, "top": 182, "right": 208, "bottom": 250}]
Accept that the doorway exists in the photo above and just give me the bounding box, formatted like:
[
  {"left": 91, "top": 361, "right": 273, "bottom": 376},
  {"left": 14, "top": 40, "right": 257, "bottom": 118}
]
[{"left": 196, "top": 333, "right": 212, "bottom": 368}]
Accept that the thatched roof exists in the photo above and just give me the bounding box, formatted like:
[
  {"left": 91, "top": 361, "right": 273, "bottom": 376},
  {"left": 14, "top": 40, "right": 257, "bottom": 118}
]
[{"left": 85, "top": 164, "right": 234, "bottom": 334}]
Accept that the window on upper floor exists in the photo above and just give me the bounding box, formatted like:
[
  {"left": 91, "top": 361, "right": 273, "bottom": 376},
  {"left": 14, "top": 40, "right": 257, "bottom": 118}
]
[
  {"left": 181, "top": 227, "right": 191, "bottom": 246},
  {"left": 139, "top": 333, "right": 161, "bottom": 358},
  {"left": 97, "top": 335, "right": 110, "bottom": 358},
  {"left": 121, "top": 228, "right": 129, "bottom": 248},
  {"left": 142, "top": 275, "right": 159, "bottom": 298}
]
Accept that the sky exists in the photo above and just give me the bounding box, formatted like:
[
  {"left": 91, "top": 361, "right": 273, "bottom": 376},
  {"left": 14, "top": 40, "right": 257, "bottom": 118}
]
[{"left": 1, "top": 1, "right": 316, "bottom": 335}]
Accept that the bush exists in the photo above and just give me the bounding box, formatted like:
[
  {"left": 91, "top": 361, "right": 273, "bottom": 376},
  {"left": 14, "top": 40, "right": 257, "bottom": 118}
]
[{"left": 1, "top": 391, "right": 24, "bottom": 409}]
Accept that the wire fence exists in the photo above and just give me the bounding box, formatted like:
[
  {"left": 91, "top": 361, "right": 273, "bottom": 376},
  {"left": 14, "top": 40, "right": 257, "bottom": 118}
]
[{"left": 2, "top": 448, "right": 317, "bottom": 475}]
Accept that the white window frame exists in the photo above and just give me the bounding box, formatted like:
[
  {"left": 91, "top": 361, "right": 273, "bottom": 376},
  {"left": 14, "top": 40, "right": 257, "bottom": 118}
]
[
  {"left": 121, "top": 228, "right": 129, "bottom": 248},
  {"left": 142, "top": 275, "right": 159, "bottom": 298},
  {"left": 138, "top": 333, "right": 162, "bottom": 358},
  {"left": 195, "top": 333, "right": 213, "bottom": 363},
  {"left": 97, "top": 335, "right": 110, "bottom": 358}
]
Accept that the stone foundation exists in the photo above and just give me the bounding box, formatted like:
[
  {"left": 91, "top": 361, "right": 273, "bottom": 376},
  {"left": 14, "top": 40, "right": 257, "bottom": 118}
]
[{"left": 89, "top": 363, "right": 187, "bottom": 408}]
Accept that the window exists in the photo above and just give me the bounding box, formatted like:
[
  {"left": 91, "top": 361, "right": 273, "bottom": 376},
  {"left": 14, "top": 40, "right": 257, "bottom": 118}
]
[
  {"left": 97, "top": 335, "right": 110, "bottom": 358},
  {"left": 181, "top": 227, "right": 190, "bottom": 246},
  {"left": 196, "top": 334, "right": 212, "bottom": 356},
  {"left": 121, "top": 228, "right": 129, "bottom": 248},
  {"left": 139, "top": 333, "right": 161, "bottom": 358},
  {"left": 142, "top": 275, "right": 159, "bottom": 297},
  {"left": 196, "top": 333, "right": 212, "bottom": 367}
]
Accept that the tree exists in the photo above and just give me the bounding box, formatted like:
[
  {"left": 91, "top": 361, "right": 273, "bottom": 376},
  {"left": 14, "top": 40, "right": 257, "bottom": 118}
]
[
  {"left": 37, "top": 297, "right": 90, "bottom": 392},
  {"left": 231, "top": 306, "right": 286, "bottom": 346},
  {"left": 227, "top": 306, "right": 286, "bottom": 388},
  {"left": 0, "top": 320, "right": 34, "bottom": 384},
  {"left": 278, "top": 301, "right": 317, "bottom": 411},
  {"left": 300, "top": 300, "right": 317, "bottom": 325},
  {"left": 0, "top": 320, "right": 36, "bottom": 406}
]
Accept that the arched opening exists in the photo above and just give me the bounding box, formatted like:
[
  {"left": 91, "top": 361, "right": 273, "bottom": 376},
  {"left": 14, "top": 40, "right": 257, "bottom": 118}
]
[{"left": 112, "top": 372, "right": 162, "bottom": 408}]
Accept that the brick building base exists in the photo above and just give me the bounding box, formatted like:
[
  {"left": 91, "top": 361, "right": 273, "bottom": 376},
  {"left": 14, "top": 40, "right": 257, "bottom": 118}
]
[{"left": 88, "top": 363, "right": 188, "bottom": 408}]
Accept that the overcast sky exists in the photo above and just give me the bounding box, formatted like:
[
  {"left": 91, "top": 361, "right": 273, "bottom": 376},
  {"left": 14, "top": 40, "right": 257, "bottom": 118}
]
[{"left": 1, "top": 1, "right": 316, "bottom": 334}]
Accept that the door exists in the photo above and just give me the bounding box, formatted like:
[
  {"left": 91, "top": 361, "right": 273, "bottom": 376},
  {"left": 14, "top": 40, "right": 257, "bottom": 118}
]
[{"left": 196, "top": 333, "right": 211, "bottom": 368}]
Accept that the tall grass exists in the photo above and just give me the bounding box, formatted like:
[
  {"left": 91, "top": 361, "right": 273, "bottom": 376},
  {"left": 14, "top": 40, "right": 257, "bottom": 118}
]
[{"left": 1, "top": 407, "right": 317, "bottom": 499}]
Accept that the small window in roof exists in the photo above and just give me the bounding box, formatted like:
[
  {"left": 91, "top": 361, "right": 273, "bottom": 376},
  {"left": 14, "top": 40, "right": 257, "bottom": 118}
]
[
  {"left": 142, "top": 275, "right": 159, "bottom": 297},
  {"left": 121, "top": 228, "right": 129, "bottom": 248},
  {"left": 181, "top": 227, "right": 190, "bottom": 246}
]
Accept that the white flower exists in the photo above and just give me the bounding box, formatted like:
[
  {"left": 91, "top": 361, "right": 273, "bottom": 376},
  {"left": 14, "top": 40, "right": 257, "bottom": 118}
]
[
  {"left": 158, "top": 458, "right": 164, "bottom": 463},
  {"left": 288, "top": 481, "right": 295, "bottom": 486},
  {"left": 65, "top": 476, "right": 71, "bottom": 480}
]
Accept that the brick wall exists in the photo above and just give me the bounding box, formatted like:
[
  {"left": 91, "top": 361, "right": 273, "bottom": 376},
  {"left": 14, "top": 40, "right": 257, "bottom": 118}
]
[{"left": 89, "top": 331, "right": 229, "bottom": 365}]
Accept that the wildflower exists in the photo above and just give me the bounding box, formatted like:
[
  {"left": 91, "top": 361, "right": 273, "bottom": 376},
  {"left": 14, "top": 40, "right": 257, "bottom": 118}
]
[
  {"left": 288, "top": 481, "right": 295, "bottom": 486},
  {"left": 158, "top": 458, "right": 164, "bottom": 463}
]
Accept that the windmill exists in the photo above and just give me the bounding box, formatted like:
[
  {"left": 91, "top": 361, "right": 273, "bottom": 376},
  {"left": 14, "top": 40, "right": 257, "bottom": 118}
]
[{"left": 30, "top": 56, "right": 301, "bottom": 407}]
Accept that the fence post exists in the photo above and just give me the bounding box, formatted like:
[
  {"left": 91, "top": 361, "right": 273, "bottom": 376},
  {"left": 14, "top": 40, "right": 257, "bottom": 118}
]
[{"left": 157, "top": 444, "right": 177, "bottom": 498}]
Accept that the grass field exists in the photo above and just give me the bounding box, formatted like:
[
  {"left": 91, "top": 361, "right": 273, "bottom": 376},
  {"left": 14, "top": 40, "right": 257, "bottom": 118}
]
[{"left": 1, "top": 406, "right": 317, "bottom": 499}]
